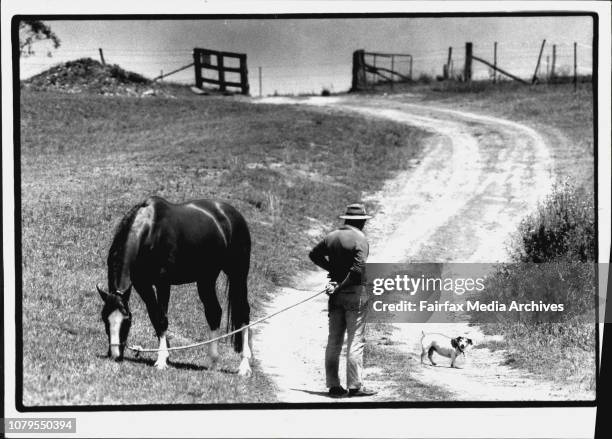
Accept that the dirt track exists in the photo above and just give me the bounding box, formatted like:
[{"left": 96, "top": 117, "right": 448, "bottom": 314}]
[{"left": 253, "top": 95, "right": 595, "bottom": 402}]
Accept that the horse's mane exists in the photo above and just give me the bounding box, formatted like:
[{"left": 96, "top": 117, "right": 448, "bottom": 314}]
[{"left": 107, "top": 201, "right": 147, "bottom": 291}]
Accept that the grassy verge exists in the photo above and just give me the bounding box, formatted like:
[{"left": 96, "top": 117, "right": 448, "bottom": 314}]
[
  {"left": 20, "top": 89, "right": 430, "bottom": 406},
  {"left": 471, "top": 183, "right": 597, "bottom": 393}
]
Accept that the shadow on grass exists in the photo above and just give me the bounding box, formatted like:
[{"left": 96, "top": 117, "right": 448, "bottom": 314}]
[
  {"left": 95, "top": 353, "right": 239, "bottom": 374},
  {"left": 421, "top": 362, "right": 463, "bottom": 369}
]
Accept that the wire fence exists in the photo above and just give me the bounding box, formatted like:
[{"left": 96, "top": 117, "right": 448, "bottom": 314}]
[
  {"left": 463, "top": 41, "right": 593, "bottom": 80},
  {"left": 19, "top": 40, "right": 594, "bottom": 96}
]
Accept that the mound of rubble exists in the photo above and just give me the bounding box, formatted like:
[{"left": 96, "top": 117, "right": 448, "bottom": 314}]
[{"left": 21, "top": 58, "right": 175, "bottom": 97}]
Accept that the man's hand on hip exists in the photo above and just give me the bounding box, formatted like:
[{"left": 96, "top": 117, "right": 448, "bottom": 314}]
[{"left": 325, "top": 282, "right": 338, "bottom": 296}]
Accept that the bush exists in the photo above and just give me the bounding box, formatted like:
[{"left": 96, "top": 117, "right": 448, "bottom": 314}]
[
  {"left": 474, "top": 258, "right": 595, "bottom": 325},
  {"left": 512, "top": 182, "right": 595, "bottom": 263},
  {"left": 472, "top": 180, "right": 596, "bottom": 370},
  {"left": 417, "top": 73, "right": 433, "bottom": 84},
  {"left": 475, "top": 181, "right": 596, "bottom": 325}
]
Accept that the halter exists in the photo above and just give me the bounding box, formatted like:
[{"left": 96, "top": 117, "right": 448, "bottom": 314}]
[{"left": 97, "top": 282, "right": 131, "bottom": 299}]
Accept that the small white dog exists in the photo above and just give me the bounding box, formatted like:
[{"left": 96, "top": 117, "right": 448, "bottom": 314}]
[{"left": 420, "top": 331, "right": 473, "bottom": 368}]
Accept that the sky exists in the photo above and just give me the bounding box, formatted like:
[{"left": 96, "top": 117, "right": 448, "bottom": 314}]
[{"left": 19, "top": 16, "right": 594, "bottom": 95}]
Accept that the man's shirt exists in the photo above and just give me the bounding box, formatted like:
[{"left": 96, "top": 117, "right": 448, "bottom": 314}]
[{"left": 309, "top": 224, "right": 369, "bottom": 292}]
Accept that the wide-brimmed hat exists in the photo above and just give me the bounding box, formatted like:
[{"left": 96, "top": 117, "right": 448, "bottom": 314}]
[{"left": 339, "top": 203, "right": 373, "bottom": 220}]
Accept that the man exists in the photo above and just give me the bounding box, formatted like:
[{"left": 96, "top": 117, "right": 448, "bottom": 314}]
[{"left": 309, "top": 204, "right": 377, "bottom": 398}]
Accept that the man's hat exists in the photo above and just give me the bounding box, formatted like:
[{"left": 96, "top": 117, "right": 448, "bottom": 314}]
[{"left": 339, "top": 203, "right": 372, "bottom": 220}]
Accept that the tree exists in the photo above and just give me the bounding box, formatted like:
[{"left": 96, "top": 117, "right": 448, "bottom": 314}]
[{"left": 19, "top": 20, "right": 60, "bottom": 57}]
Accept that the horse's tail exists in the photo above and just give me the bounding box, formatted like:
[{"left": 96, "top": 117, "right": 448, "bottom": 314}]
[{"left": 225, "top": 215, "right": 251, "bottom": 353}]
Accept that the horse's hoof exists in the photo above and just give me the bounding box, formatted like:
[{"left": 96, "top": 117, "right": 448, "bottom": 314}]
[
  {"left": 154, "top": 359, "right": 168, "bottom": 370},
  {"left": 209, "top": 359, "right": 219, "bottom": 371},
  {"left": 238, "top": 368, "right": 252, "bottom": 377},
  {"left": 237, "top": 363, "right": 252, "bottom": 377}
]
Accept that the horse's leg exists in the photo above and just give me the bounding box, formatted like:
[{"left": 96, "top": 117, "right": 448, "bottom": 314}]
[
  {"left": 153, "top": 282, "right": 171, "bottom": 369},
  {"left": 138, "top": 283, "right": 169, "bottom": 370},
  {"left": 238, "top": 325, "right": 253, "bottom": 377},
  {"left": 226, "top": 264, "right": 252, "bottom": 377},
  {"left": 197, "top": 276, "right": 222, "bottom": 370}
]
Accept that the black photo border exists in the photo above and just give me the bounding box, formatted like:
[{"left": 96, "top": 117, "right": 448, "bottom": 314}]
[{"left": 9, "top": 11, "right": 604, "bottom": 413}]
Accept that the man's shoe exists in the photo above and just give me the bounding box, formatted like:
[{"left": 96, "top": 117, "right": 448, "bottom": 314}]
[
  {"left": 348, "top": 387, "right": 377, "bottom": 397},
  {"left": 328, "top": 386, "right": 347, "bottom": 398}
]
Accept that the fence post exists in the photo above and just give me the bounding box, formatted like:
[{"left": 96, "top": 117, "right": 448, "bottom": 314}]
[
  {"left": 464, "top": 42, "right": 473, "bottom": 82},
  {"left": 98, "top": 48, "right": 106, "bottom": 66},
  {"left": 444, "top": 47, "right": 453, "bottom": 79},
  {"left": 390, "top": 55, "right": 395, "bottom": 89},
  {"left": 351, "top": 50, "right": 367, "bottom": 91},
  {"left": 409, "top": 55, "right": 413, "bottom": 81},
  {"left": 493, "top": 42, "right": 497, "bottom": 83},
  {"left": 259, "top": 66, "right": 262, "bottom": 97},
  {"left": 551, "top": 44, "right": 557, "bottom": 80},
  {"left": 372, "top": 54, "right": 377, "bottom": 87},
  {"left": 532, "top": 39, "right": 546, "bottom": 83},
  {"left": 218, "top": 54, "right": 226, "bottom": 92},
  {"left": 193, "top": 50, "right": 202, "bottom": 88},
  {"left": 239, "top": 55, "right": 249, "bottom": 95},
  {"left": 574, "top": 42, "right": 578, "bottom": 91}
]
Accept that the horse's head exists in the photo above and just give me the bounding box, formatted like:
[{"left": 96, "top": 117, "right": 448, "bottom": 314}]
[{"left": 97, "top": 283, "right": 132, "bottom": 361}]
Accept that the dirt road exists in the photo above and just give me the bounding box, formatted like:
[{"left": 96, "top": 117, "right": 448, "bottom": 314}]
[{"left": 253, "top": 95, "right": 594, "bottom": 402}]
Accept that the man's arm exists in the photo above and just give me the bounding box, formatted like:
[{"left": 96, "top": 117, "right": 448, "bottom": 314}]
[
  {"left": 309, "top": 239, "right": 331, "bottom": 272},
  {"left": 333, "top": 271, "right": 359, "bottom": 293},
  {"left": 333, "top": 240, "right": 368, "bottom": 293}
]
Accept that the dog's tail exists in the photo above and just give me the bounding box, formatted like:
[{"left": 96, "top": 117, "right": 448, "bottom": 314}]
[{"left": 421, "top": 330, "right": 425, "bottom": 341}]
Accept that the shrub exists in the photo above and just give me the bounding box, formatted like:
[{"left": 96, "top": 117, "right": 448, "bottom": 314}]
[
  {"left": 473, "top": 180, "right": 597, "bottom": 363},
  {"left": 474, "top": 258, "right": 595, "bottom": 325},
  {"left": 512, "top": 182, "right": 595, "bottom": 263},
  {"left": 417, "top": 73, "right": 433, "bottom": 84}
]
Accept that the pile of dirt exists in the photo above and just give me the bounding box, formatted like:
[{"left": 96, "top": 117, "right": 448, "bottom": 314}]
[{"left": 21, "top": 58, "right": 175, "bottom": 97}]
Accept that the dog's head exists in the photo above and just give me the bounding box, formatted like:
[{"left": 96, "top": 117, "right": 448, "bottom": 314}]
[{"left": 451, "top": 336, "right": 473, "bottom": 353}]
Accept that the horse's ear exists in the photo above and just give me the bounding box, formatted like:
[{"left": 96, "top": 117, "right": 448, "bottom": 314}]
[{"left": 96, "top": 283, "right": 110, "bottom": 302}]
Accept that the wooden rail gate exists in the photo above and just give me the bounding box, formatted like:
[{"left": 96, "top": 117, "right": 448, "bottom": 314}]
[
  {"left": 193, "top": 48, "right": 249, "bottom": 95},
  {"left": 351, "top": 49, "right": 413, "bottom": 91}
]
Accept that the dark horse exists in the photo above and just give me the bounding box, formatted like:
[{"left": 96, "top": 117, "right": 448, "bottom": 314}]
[{"left": 96, "top": 196, "right": 253, "bottom": 375}]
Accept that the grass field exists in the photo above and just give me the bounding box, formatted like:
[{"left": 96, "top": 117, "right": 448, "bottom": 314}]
[
  {"left": 19, "top": 80, "right": 596, "bottom": 405},
  {"left": 19, "top": 89, "right": 429, "bottom": 406}
]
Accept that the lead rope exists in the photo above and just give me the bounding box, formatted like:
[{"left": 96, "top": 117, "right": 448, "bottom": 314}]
[{"left": 127, "top": 288, "right": 328, "bottom": 354}]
